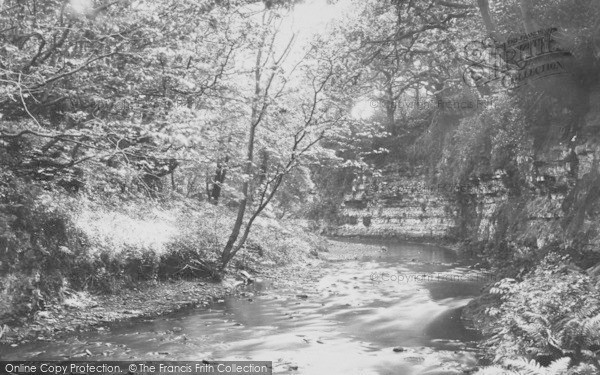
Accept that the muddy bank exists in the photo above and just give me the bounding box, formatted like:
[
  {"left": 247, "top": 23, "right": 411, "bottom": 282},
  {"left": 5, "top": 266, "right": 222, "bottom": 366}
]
[
  {"left": 0, "top": 255, "right": 325, "bottom": 349},
  {"left": 0, "top": 279, "right": 231, "bottom": 348}
]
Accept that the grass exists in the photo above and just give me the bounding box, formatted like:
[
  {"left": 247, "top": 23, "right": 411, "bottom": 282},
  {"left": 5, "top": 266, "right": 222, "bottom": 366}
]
[{"left": 0, "top": 186, "right": 323, "bottom": 325}]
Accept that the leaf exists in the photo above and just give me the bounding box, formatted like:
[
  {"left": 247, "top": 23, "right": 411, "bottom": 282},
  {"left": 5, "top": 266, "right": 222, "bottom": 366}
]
[{"left": 547, "top": 357, "right": 570, "bottom": 375}]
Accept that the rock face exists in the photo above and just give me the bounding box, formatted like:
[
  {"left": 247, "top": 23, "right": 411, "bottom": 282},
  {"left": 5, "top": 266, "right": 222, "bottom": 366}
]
[
  {"left": 332, "top": 85, "right": 600, "bottom": 256},
  {"left": 332, "top": 166, "right": 459, "bottom": 239}
]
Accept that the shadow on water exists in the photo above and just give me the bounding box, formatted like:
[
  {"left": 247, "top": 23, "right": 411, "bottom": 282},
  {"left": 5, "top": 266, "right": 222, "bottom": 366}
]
[{"left": 2, "top": 239, "right": 487, "bottom": 374}]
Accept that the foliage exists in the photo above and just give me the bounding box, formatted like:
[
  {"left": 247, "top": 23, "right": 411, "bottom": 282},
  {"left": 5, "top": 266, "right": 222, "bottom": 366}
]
[
  {"left": 0, "top": 172, "right": 87, "bottom": 319},
  {"left": 423, "top": 91, "right": 532, "bottom": 188},
  {"left": 0, "top": 0, "right": 249, "bottom": 197},
  {"left": 2, "top": 3, "right": 600, "bottom": 369},
  {"left": 475, "top": 357, "right": 598, "bottom": 375},
  {"left": 477, "top": 253, "right": 600, "bottom": 372},
  {"left": 0, "top": 0, "right": 350, "bottom": 272},
  {"left": 0, "top": 174, "right": 318, "bottom": 324}
]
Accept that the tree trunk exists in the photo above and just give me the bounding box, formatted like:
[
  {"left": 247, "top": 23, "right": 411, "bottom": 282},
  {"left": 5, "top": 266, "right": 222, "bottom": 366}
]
[
  {"left": 519, "top": 0, "right": 538, "bottom": 34},
  {"left": 220, "top": 125, "right": 256, "bottom": 267},
  {"left": 476, "top": 0, "right": 500, "bottom": 41},
  {"left": 210, "top": 162, "right": 227, "bottom": 202},
  {"left": 186, "top": 175, "right": 197, "bottom": 197},
  {"left": 222, "top": 172, "right": 286, "bottom": 267},
  {"left": 383, "top": 71, "right": 396, "bottom": 136},
  {"left": 258, "top": 148, "right": 269, "bottom": 185},
  {"left": 415, "top": 82, "right": 420, "bottom": 109},
  {"left": 220, "top": 20, "right": 266, "bottom": 267}
]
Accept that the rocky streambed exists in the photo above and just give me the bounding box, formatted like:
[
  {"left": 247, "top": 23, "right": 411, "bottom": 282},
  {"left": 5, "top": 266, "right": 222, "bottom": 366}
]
[{"left": 1, "top": 238, "right": 492, "bottom": 375}]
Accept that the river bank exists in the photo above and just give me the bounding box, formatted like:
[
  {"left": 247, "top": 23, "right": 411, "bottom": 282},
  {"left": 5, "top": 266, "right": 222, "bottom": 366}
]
[
  {"left": 0, "top": 251, "right": 326, "bottom": 349},
  {"left": 1, "top": 240, "right": 476, "bottom": 351},
  {"left": 2, "top": 235, "right": 455, "bottom": 349},
  {"left": 1, "top": 238, "right": 488, "bottom": 375}
]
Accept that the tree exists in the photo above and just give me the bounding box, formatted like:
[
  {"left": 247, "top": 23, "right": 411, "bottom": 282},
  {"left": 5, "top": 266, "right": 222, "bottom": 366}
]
[
  {"left": 476, "top": 0, "right": 499, "bottom": 40},
  {"left": 0, "top": 0, "right": 248, "bottom": 194},
  {"left": 219, "top": 3, "right": 343, "bottom": 268}
]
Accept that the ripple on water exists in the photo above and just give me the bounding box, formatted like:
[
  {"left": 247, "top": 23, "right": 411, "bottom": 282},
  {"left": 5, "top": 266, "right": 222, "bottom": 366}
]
[{"left": 2, "top": 239, "right": 484, "bottom": 375}]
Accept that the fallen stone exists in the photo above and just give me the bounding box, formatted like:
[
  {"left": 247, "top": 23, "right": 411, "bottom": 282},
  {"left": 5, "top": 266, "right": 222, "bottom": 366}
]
[{"left": 240, "top": 271, "right": 254, "bottom": 283}]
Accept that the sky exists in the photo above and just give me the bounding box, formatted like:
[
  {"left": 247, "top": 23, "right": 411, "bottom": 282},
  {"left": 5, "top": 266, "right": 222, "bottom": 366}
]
[
  {"left": 283, "top": 0, "right": 378, "bottom": 120},
  {"left": 275, "top": 0, "right": 353, "bottom": 56},
  {"left": 287, "top": 0, "right": 351, "bottom": 35},
  {"left": 70, "top": 0, "right": 93, "bottom": 14}
]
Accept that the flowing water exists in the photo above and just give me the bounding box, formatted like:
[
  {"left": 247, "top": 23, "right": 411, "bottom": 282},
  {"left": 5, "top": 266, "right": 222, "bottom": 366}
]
[{"left": 1, "top": 239, "right": 492, "bottom": 374}]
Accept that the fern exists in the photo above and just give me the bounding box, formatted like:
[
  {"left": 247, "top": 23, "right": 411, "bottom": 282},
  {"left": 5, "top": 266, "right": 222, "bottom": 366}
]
[
  {"left": 480, "top": 356, "right": 572, "bottom": 375},
  {"left": 546, "top": 357, "right": 571, "bottom": 374},
  {"left": 568, "top": 363, "right": 597, "bottom": 375},
  {"left": 581, "top": 314, "right": 600, "bottom": 345},
  {"left": 475, "top": 366, "right": 520, "bottom": 375},
  {"left": 508, "top": 357, "right": 546, "bottom": 375}
]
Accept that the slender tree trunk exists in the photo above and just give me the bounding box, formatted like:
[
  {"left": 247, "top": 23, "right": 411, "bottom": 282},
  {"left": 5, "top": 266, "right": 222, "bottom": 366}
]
[
  {"left": 221, "top": 23, "right": 266, "bottom": 267},
  {"left": 258, "top": 149, "right": 269, "bottom": 185},
  {"left": 186, "top": 175, "right": 197, "bottom": 197},
  {"left": 415, "top": 82, "right": 420, "bottom": 109},
  {"left": 210, "top": 161, "right": 227, "bottom": 202},
  {"left": 519, "top": 0, "right": 538, "bottom": 34},
  {"left": 219, "top": 8, "right": 316, "bottom": 270},
  {"left": 476, "top": 0, "right": 500, "bottom": 41},
  {"left": 383, "top": 71, "right": 396, "bottom": 136},
  {"left": 222, "top": 173, "right": 286, "bottom": 267},
  {"left": 220, "top": 124, "right": 256, "bottom": 267}
]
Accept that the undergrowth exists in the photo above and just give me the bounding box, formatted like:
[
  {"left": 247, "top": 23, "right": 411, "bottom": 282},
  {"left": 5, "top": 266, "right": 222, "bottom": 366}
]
[
  {"left": 0, "top": 173, "right": 321, "bottom": 325},
  {"left": 472, "top": 253, "right": 600, "bottom": 375}
]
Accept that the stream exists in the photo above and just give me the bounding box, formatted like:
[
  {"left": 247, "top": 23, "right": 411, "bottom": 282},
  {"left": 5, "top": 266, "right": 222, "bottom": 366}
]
[{"left": 1, "top": 238, "right": 492, "bottom": 375}]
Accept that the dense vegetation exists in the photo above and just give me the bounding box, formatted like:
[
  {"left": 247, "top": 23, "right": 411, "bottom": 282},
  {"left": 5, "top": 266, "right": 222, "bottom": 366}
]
[
  {"left": 1, "top": 0, "right": 600, "bottom": 373},
  {"left": 0, "top": 0, "right": 341, "bottom": 328}
]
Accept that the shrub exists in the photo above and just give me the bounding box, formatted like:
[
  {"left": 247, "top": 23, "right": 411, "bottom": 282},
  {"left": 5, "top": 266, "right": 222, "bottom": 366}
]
[
  {"left": 478, "top": 253, "right": 600, "bottom": 373},
  {"left": 0, "top": 175, "right": 88, "bottom": 321},
  {"left": 0, "top": 165, "right": 321, "bottom": 324}
]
